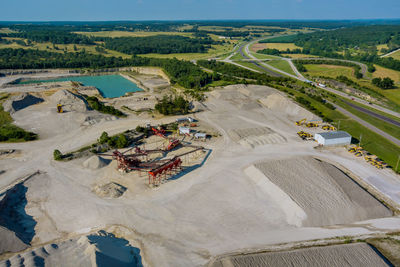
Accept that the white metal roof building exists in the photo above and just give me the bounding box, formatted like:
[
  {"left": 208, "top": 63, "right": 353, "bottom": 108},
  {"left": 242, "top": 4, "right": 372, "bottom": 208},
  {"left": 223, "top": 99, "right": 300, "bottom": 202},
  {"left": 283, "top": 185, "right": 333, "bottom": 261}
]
[
  {"left": 179, "top": 127, "right": 191, "bottom": 135},
  {"left": 314, "top": 131, "right": 352, "bottom": 146}
]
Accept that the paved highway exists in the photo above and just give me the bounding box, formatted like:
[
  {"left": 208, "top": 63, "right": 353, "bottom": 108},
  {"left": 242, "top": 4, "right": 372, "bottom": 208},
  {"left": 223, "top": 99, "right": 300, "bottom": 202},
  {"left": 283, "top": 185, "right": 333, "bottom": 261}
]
[
  {"left": 332, "top": 103, "right": 400, "bottom": 146},
  {"left": 343, "top": 100, "right": 400, "bottom": 127},
  {"left": 238, "top": 43, "right": 282, "bottom": 77}
]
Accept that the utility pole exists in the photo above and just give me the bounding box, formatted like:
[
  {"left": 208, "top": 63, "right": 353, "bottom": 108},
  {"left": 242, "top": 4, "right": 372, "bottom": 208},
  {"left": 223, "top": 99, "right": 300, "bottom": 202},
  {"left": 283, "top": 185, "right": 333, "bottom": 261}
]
[
  {"left": 359, "top": 134, "right": 362, "bottom": 146},
  {"left": 338, "top": 120, "right": 340, "bottom": 131},
  {"left": 396, "top": 155, "right": 400, "bottom": 172}
]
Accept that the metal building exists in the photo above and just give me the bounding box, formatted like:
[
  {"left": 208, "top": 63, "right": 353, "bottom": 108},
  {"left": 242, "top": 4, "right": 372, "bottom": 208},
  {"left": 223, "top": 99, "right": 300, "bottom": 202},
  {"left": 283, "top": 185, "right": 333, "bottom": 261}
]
[{"left": 314, "top": 131, "right": 352, "bottom": 146}]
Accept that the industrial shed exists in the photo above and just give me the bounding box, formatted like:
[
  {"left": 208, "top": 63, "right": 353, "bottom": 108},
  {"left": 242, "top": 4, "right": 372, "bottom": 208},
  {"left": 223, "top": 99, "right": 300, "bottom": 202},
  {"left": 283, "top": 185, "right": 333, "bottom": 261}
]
[{"left": 314, "top": 131, "right": 352, "bottom": 146}]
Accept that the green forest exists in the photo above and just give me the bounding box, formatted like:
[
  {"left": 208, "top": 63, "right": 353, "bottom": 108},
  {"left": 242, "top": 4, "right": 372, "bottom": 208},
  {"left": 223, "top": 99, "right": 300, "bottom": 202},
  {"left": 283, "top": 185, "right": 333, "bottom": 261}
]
[
  {"left": 104, "top": 35, "right": 219, "bottom": 54},
  {"left": 7, "top": 30, "right": 95, "bottom": 44}
]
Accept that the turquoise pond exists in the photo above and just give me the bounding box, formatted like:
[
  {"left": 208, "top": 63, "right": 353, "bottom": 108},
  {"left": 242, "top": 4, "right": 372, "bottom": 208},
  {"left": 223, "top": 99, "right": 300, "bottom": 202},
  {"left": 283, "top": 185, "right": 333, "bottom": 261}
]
[{"left": 19, "top": 74, "right": 143, "bottom": 98}]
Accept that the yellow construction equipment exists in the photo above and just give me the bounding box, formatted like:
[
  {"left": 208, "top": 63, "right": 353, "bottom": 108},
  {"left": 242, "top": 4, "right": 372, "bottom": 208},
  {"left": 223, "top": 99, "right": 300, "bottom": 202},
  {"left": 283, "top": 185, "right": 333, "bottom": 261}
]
[
  {"left": 306, "top": 122, "right": 319, "bottom": 128},
  {"left": 297, "top": 131, "right": 313, "bottom": 140},
  {"left": 295, "top": 118, "right": 307, "bottom": 126},
  {"left": 57, "top": 104, "right": 63, "bottom": 113},
  {"left": 354, "top": 151, "right": 363, "bottom": 157},
  {"left": 348, "top": 145, "right": 362, "bottom": 154},
  {"left": 322, "top": 125, "right": 336, "bottom": 131}
]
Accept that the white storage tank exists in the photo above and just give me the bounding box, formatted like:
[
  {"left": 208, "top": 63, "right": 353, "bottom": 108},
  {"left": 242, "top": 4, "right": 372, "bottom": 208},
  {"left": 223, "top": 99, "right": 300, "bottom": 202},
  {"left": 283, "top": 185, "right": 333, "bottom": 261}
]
[{"left": 314, "top": 131, "right": 352, "bottom": 146}]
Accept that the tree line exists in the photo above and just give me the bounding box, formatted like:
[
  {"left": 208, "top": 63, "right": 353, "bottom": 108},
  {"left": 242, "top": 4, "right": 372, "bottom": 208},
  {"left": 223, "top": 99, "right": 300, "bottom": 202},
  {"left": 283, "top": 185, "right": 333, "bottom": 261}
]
[
  {"left": 104, "top": 35, "right": 219, "bottom": 54},
  {"left": 7, "top": 30, "right": 95, "bottom": 45},
  {"left": 0, "top": 48, "right": 215, "bottom": 90}
]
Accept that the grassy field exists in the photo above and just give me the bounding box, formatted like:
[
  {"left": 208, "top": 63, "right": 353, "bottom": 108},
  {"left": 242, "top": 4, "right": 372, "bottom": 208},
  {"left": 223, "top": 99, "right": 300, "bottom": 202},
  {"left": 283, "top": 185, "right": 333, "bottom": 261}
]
[
  {"left": 388, "top": 50, "right": 400, "bottom": 60},
  {"left": 251, "top": 42, "right": 301, "bottom": 52},
  {"left": 267, "top": 60, "right": 296, "bottom": 76},
  {"left": 373, "top": 64, "right": 400, "bottom": 83},
  {"left": 302, "top": 63, "right": 400, "bottom": 108},
  {"left": 335, "top": 98, "right": 400, "bottom": 140},
  {"left": 251, "top": 53, "right": 280, "bottom": 60},
  {"left": 75, "top": 31, "right": 193, "bottom": 38},
  {"left": 303, "top": 64, "right": 355, "bottom": 78},
  {"left": 0, "top": 38, "right": 133, "bottom": 58},
  {"left": 376, "top": 44, "right": 389, "bottom": 55},
  {"left": 381, "top": 89, "right": 400, "bottom": 107},
  {"left": 139, "top": 43, "right": 234, "bottom": 60},
  {"left": 229, "top": 52, "right": 266, "bottom": 72}
]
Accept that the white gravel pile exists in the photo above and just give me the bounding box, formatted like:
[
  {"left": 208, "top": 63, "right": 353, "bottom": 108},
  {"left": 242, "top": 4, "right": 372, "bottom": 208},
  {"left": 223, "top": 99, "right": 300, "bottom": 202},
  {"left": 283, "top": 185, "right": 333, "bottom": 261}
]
[
  {"left": 253, "top": 157, "right": 392, "bottom": 226},
  {"left": 212, "top": 243, "right": 390, "bottom": 267},
  {"left": 49, "top": 89, "right": 88, "bottom": 112},
  {"left": 3, "top": 93, "right": 44, "bottom": 114},
  {"left": 83, "top": 156, "right": 110, "bottom": 170},
  {"left": 259, "top": 93, "right": 316, "bottom": 120},
  {"left": 0, "top": 231, "right": 142, "bottom": 267},
  {"left": 228, "top": 127, "right": 286, "bottom": 148}
]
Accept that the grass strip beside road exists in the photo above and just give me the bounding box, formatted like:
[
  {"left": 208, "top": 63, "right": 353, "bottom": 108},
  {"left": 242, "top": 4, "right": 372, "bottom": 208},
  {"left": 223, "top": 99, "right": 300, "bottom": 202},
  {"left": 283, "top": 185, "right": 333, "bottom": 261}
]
[{"left": 278, "top": 86, "right": 400, "bottom": 172}]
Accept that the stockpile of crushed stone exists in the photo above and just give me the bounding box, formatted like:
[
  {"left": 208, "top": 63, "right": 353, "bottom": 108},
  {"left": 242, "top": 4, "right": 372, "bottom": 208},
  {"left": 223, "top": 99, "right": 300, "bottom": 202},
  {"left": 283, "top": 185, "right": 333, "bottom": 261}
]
[
  {"left": 253, "top": 157, "right": 391, "bottom": 226},
  {"left": 50, "top": 89, "right": 88, "bottom": 112},
  {"left": 212, "top": 243, "right": 390, "bottom": 267},
  {"left": 3, "top": 93, "right": 44, "bottom": 114},
  {"left": 83, "top": 156, "right": 111, "bottom": 170}
]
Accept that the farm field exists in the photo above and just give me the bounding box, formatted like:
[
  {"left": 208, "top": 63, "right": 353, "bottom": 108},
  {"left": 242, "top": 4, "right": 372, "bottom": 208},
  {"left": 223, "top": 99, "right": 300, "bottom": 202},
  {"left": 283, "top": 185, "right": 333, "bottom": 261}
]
[
  {"left": 373, "top": 64, "right": 400, "bottom": 83},
  {"left": 251, "top": 42, "right": 301, "bottom": 52}
]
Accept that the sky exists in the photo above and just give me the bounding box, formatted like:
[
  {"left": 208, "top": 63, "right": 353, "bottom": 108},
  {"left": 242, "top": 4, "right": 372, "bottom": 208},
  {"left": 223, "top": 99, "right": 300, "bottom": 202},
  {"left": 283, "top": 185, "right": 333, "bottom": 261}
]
[{"left": 1, "top": 0, "right": 399, "bottom": 21}]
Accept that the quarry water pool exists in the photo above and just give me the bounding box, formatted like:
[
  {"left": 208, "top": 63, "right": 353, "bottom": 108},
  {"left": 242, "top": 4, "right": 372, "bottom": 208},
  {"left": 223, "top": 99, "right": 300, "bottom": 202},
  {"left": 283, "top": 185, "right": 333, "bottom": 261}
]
[{"left": 19, "top": 74, "right": 143, "bottom": 98}]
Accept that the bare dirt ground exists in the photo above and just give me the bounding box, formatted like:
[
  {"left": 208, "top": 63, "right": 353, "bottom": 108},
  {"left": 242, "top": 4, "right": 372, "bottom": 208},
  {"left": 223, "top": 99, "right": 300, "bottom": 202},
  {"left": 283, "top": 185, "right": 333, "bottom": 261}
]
[{"left": 0, "top": 79, "right": 400, "bottom": 266}]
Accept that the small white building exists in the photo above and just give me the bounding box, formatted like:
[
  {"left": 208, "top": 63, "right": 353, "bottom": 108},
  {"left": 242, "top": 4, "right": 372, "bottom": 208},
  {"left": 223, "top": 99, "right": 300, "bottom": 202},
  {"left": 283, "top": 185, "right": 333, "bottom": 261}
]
[
  {"left": 179, "top": 127, "right": 190, "bottom": 135},
  {"left": 194, "top": 132, "right": 207, "bottom": 140},
  {"left": 314, "top": 131, "right": 352, "bottom": 146},
  {"left": 176, "top": 117, "right": 195, "bottom": 123}
]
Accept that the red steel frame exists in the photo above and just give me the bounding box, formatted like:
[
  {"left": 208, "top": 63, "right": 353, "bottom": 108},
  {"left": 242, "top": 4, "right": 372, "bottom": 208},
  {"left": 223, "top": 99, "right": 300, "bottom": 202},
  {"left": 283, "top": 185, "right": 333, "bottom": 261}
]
[{"left": 109, "top": 129, "right": 204, "bottom": 186}]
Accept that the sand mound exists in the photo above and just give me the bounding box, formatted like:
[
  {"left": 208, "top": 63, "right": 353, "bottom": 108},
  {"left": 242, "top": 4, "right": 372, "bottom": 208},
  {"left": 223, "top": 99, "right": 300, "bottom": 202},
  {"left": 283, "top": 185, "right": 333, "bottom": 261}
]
[
  {"left": 212, "top": 243, "right": 389, "bottom": 267},
  {"left": 0, "top": 181, "right": 37, "bottom": 254},
  {"left": 0, "top": 231, "right": 142, "bottom": 267},
  {"left": 50, "top": 89, "right": 88, "bottom": 112},
  {"left": 259, "top": 93, "right": 316, "bottom": 120},
  {"left": 83, "top": 155, "right": 111, "bottom": 170},
  {"left": 0, "top": 226, "right": 28, "bottom": 254},
  {"left": 253, "top": 157, "right": 391, "bottom": 226},
  {"left": 94, "top": 182, "right": 127, "bottom": 198},
  {"left": 3, "top": 93, "right": 44, "bottom": 114},
  {"left": 228, "top": 127, "right": 286, "bottom": 148}
]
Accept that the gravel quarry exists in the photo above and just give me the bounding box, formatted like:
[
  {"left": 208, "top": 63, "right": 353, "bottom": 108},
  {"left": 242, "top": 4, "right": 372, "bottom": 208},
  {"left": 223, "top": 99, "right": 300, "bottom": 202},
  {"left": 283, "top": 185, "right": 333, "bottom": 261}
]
[{"left": 0, "top": 78, "right": 400, "bottom": 266}]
